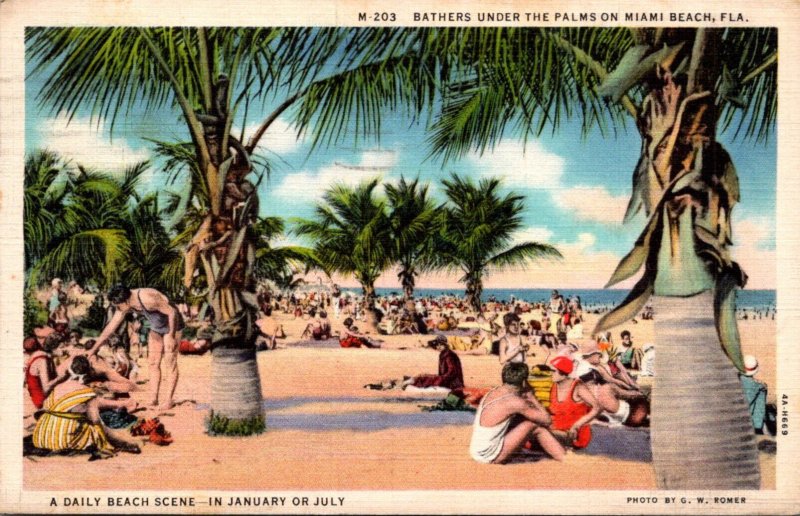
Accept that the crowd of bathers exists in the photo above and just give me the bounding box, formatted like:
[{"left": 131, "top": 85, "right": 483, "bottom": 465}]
[
  {"left": 23, "top": 280, "right": 185, "bottom": 460},
  {"left": 24, "top": 281, "right": 772, "bottom": 464}
]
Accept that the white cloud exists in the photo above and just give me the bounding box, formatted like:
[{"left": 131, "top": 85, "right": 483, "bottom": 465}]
[
  {"left": 37, "top": 115, "right": 150, "bottom": 174},
  {"left": 514, "top": 226, "right": 554, "bottom": 244},
  {"left": 732, "top": 215, "right": 775, "bottom": 249},
  {"left": 272, "top": 150, "right": 396, "bottom": 201},
  {"left": 468, "top": 140, "right": 564, "bottom": 189},
  {"left": 576, "top": 232, "right": 597, "bottom": 249},
  {"left": 730, "top": 215, "right": 776, "bottom": 290},
  {"left": 239, "top": 117, "right": 304, "bottom": 155},
  {"left": 554, "top": 185, "right": 629, "bottom": 224},
  {"left": 359, "top": 149, "right": 398, "bottom": 169}
]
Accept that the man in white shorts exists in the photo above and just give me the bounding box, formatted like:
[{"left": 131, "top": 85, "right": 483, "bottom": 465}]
[{"left": 470, "top": 362, "right": 565, "bottom": 464}]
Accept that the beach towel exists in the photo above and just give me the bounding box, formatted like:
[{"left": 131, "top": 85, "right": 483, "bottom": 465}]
[
  {"left": 100, "top": 409, "right": 138, "bottom": 429},
  {"left": 421, "top": 393, "right": 476, "bottom": 412}
]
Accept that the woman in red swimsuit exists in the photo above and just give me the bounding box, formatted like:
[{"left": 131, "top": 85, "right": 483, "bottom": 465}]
[
  {"left": 24, "top": 334, "right": 66, "bottom": 409},
  {"left": 548, "top": 355, "right": 600, "bottom": 448}
]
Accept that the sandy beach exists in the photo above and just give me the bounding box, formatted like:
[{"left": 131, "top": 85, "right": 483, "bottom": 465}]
[{"left": 23, "top": 310, "right": 776, "bottom": 490}]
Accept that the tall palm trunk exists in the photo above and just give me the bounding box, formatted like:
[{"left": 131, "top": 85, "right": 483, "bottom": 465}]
[
  {"left": 211, "top": 346, "right": 263, "bottom": 422},
  {"left": 651, "top": 292, "right": 760, "bottom": 488},
  {"left": 399, "top": 268, "right": 415, "bottom": 301},
  {"left": 190, "top": 74, "right": 264, "bottom": 433},
  {"left": 629, "top": 29, "right": 760, "bottom": 486},
  {"left": 465, "top": 276, "right": 482, "bottom": 313},
  {"left": 362, "top": 283, "right": 380, "bottom": 331}
]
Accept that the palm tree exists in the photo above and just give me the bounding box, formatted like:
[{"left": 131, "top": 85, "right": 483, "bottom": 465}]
[
  {"left": 24, "top": 150, "right": 141, "bottom": 289},
  {"left": 424, "top": 28, "right": 776, "bottom": 489},
  {"left": 384, "top": 177, "right": 439, "bottom": 300},
  {"left": 251, "top": 216, "right": 319, "bottom": 286},
  {"left": 27, "top": 27, "right": 443, "bottom": 433},
  {"left": 294, "top": 179, "right": 392, "bottom": 329},
  {"left": 438, "top": 174, "right": 561, "bottom": 312},
  {"left": 122, "top": 195, "right": 185, "bottom": 299}
]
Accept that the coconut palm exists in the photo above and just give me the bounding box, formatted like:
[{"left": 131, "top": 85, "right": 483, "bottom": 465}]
[
  {"left": 24, "top": 150, "right": 143, "bottom": 289},
  {"left": 294, "top": 179, "right": 392, "bottom": 328},
  {"left": 24, "top": 149, "right": 71, "bottom": 272},
  {"left": 27, "top": 27, "right": 443, "bottom": 433},
  {"left": 425, "top": 28, "right": 776, "bottom": 489},
  {"left": 438, "top": 174, "right": 562, "bottom": 312},
  {"left": 384, "top": 177, "right": 439, "bottom": 300},
  {"left": 122, "top": 195, "right": 185, "bottom": 299},
  {"left": 251, "top": 216, "right": 319, "bottom": 285}
]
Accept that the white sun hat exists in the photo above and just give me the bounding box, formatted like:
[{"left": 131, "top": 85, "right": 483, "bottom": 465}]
[{"left": 743, "top": 355, "right": 759, "bottom": 377}]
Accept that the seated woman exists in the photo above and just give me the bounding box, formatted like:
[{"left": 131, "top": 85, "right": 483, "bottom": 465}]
[
  {"left": 404, "top": 336, "right": 464, "bottom": 391},
  {"left": 302, "top": 310, "right": 333, "bottom": 340},
  {"left": 339, "top": 317, "right": 381, "bottom": 348},
  {"left": 25, "top": 334, "right": 66, "bottom": 410},
  {"left": 32, "top": 355, "right": 139, "bottom": 459},
  {"left": 548, "top": 355, "right": 600, "bottom": 449},
  {"left": 574, "top": 342, "right": 648, "bottom": 427}
]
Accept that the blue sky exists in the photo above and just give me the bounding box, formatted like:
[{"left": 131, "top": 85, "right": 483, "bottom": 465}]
[{"left": 25, "top": 44, "right": 777, "bottom": 290}]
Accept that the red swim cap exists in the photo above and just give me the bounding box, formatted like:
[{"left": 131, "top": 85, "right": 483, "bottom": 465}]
[{"left": 550, "top": 355, "right": 574, "bottom": 375}]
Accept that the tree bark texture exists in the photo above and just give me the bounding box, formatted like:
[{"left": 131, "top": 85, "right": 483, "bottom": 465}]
[
  {"left": 651, "top": 292, "right": 760, "bottom": 489},
  {"left": 211, "top": 346, "right": 264, "bottom": 421}
]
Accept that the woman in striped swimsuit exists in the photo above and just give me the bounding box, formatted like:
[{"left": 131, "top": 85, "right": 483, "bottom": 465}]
[{"left": 32, "top": 356, "right": 140, "bottom": 459}]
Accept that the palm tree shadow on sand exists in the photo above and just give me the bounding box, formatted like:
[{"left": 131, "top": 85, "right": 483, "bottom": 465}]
[{"left": 196, "top": 396, "right": 654, "bottom": 463}]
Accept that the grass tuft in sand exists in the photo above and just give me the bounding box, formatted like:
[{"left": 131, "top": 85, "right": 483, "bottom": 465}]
[{"left": 205, "top": 411, "right": 266, "bottom": 437}]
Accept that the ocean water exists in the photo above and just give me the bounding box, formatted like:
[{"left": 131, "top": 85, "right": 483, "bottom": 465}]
[{"left": 363, "top": 287, "right": 776, "bottom": 310}]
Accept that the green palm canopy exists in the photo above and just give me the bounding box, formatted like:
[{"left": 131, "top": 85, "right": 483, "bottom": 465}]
[
  {"left": 293, "top": 178, "right": 392, "bottom": 324},
  {"left": 385, "top": 176, "right": 440, "bottom": 301},
  {"left": 438, "top": 173, "right": 562, "bottom": 312}
]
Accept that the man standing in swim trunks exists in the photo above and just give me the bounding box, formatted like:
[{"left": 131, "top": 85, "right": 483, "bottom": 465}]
[
  {"left": 93, "top": 285, "right": 184, "bottom": 410},
  {"left": 469, "top": 362, "right": 565, "bottom": 464}
]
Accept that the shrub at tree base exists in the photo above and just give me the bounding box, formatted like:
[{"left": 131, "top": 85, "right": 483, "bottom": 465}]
[{"left": 205, "top": 411, "right": 266, "bottom": 437}]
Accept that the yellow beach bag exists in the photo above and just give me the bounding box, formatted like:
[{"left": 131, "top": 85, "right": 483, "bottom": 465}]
[{"left": 528, "top": 368, "right": 553, "bottom": 408}]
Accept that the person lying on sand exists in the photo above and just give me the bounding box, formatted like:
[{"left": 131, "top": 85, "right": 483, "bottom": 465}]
[
  {"left": 57, "top": 338, "right": 138, "bottom": 395},
  {"left": 470, "top": 362, "right": 565, "bottom": 464},
  {"left": 339, "top": 317, "right": 381, "bottom": 348},
  {"left": 179, "top": 337, "right": 211, "bottom": 355}
]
